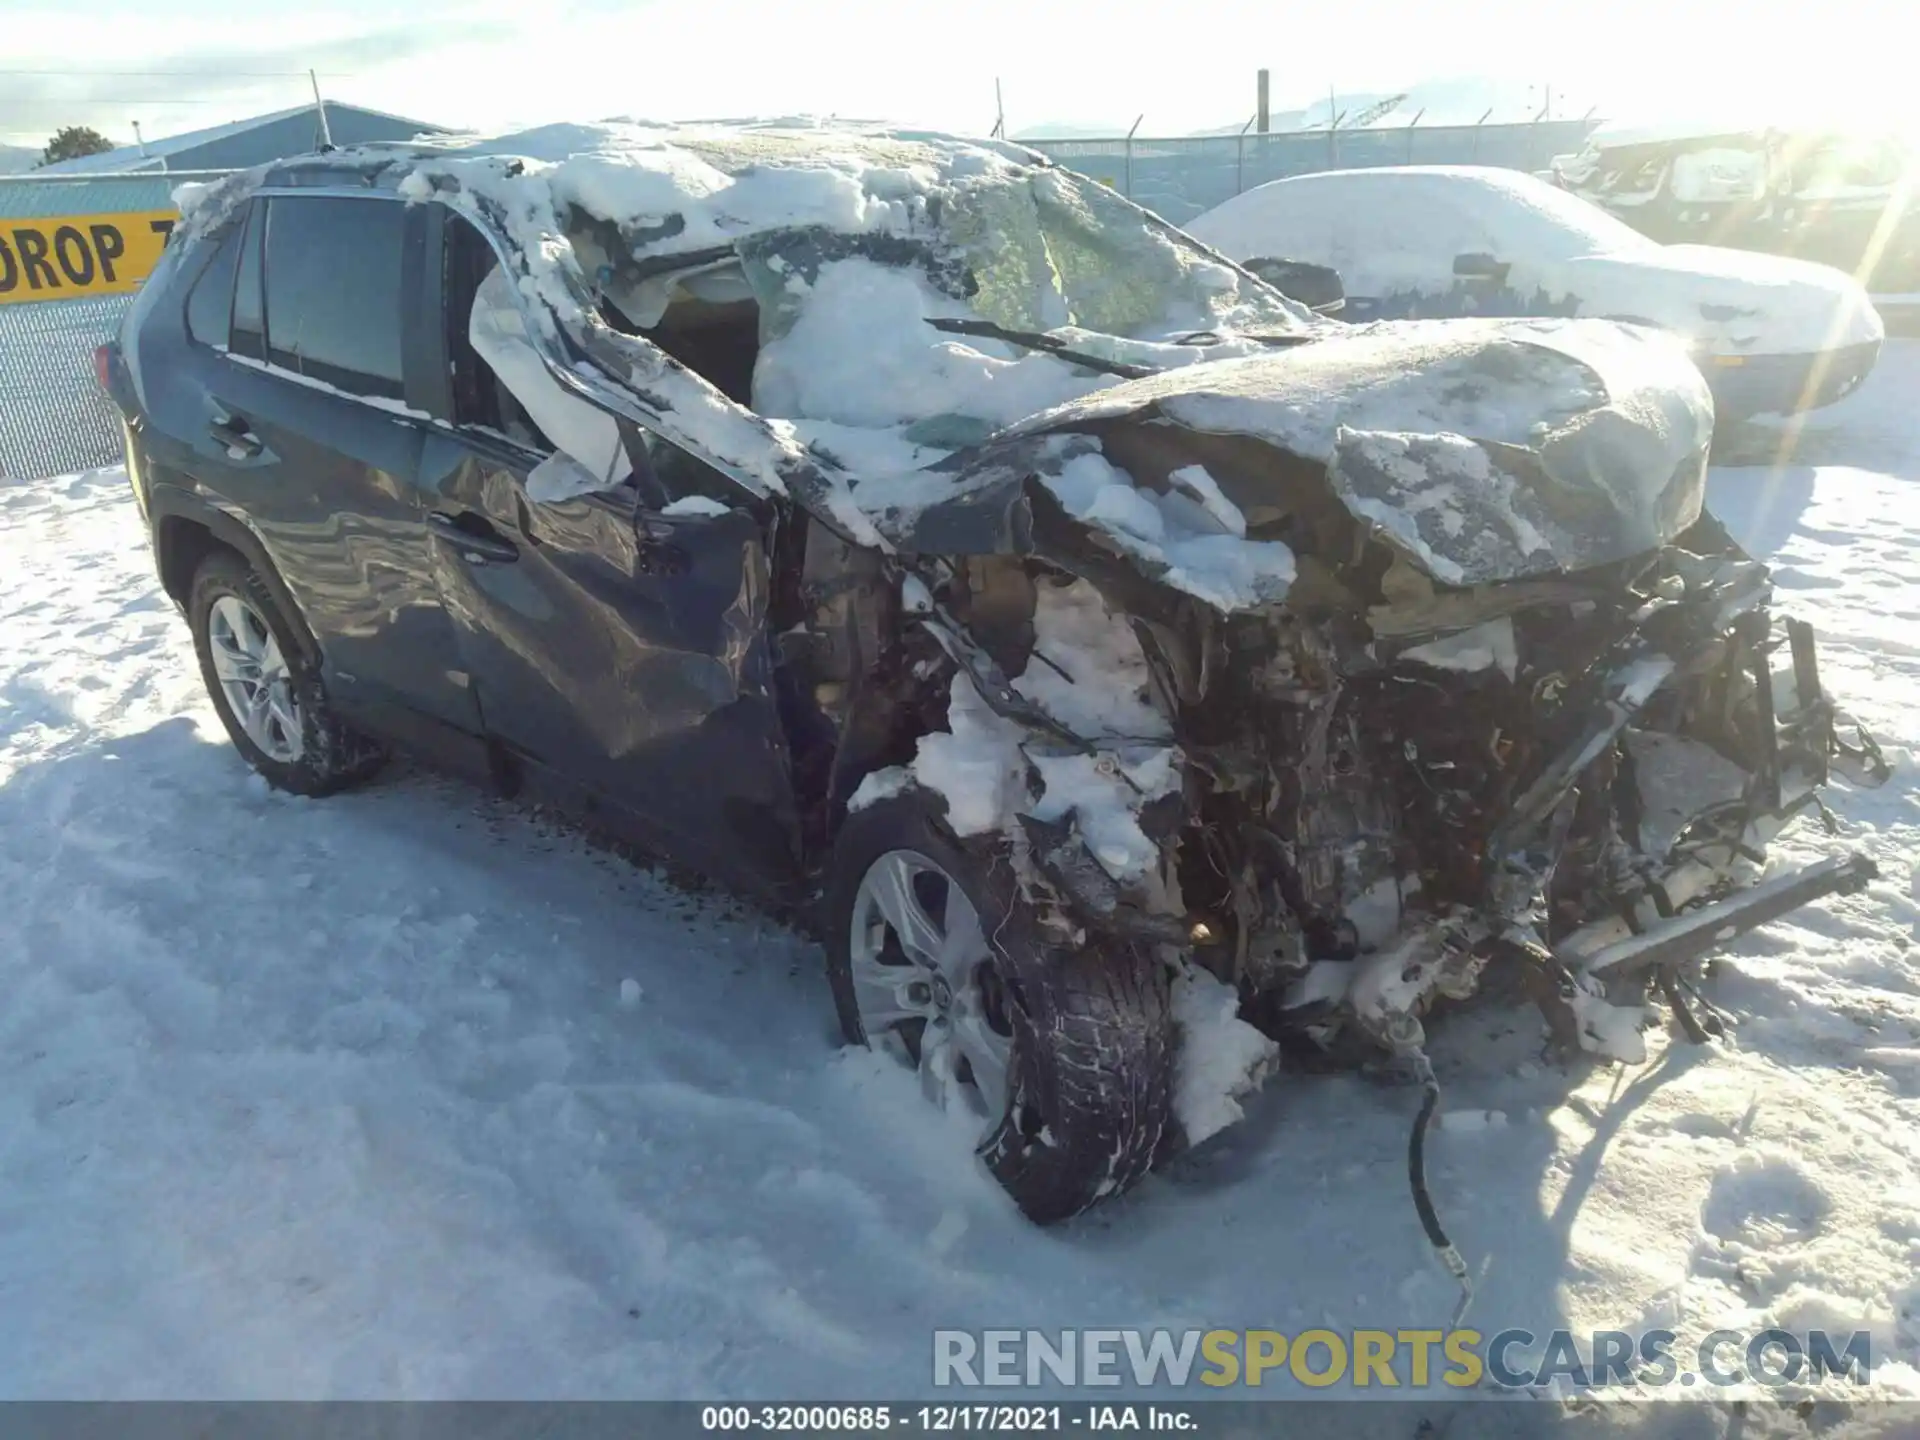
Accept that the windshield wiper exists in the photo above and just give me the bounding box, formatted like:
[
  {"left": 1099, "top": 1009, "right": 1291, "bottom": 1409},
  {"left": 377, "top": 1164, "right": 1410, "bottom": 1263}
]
[
  {"left": 1171, "top": 328, "right": 1317, "bottom": 350},
  {"left": 923, "top": 318, "right": 1153, "bottom": 379}
]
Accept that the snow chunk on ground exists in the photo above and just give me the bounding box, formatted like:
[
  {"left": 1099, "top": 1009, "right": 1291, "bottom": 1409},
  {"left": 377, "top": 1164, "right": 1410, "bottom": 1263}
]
[
  {"left": 1041, "top": 452, "right": 1295, "bottom": 612},
  {"left": 1172, "top": 967, "right": 1279, "bottom": 1146},
  {"left": 1568, "top": 977, "right": 1649, "bottom": 1062}
]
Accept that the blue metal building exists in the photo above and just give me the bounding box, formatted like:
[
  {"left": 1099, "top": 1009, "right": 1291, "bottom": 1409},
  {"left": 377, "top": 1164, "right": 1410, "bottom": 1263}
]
[{"left": 33, "top": 102, "right": 448, "bottom": 175}]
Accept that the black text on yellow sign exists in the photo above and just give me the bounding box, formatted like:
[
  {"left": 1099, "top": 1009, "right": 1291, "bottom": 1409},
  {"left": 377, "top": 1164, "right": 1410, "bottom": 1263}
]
[{"left": 0, "top": 210, "right": 177, "bottom": 305}]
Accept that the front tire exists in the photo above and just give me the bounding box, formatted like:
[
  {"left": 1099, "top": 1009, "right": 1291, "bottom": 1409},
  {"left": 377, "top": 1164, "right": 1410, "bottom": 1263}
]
[
  {"left": 825, "top": 794, "right": 1174, "bottom": 1223},
  {"left": 188, "top": 550, "right": 384, "bottom": 796}
]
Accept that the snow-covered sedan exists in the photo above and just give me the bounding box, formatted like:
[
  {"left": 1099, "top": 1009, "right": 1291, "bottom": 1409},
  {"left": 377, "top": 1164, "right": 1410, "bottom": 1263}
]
[
  {"left": 1187, "top": 164, "right": 1885, "bottom": 417},
  {"left": 101, "top": 127, "right": 1882, "bottom": 1241}
]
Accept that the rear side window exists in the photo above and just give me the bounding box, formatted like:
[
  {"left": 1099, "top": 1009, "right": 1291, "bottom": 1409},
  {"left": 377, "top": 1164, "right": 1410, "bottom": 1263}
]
[
  {"left": 184, "top": 223, "right": 242, "bottom": 348},
  {"left": 231, "top": 202, "right": 266, "bottom": 361},
  {"left": 261, "top": 196, "right": 407, "bottom": 400}
]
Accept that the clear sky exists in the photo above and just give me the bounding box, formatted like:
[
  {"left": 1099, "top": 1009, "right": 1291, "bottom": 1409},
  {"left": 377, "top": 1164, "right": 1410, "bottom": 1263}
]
[{"left": 3, "top": 0, "right": 1914, "bottom": 150}]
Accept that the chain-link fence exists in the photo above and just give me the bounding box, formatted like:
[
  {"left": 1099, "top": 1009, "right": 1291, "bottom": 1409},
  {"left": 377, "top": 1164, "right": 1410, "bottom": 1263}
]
[
  {"left": 1025, "top": 118, "right": 1600, "bottom": 224},
  {"left": 0, "top": 171, "right": 230, "bottom": 483},
  {"left": 1, "top": 292, "right": 132, "bottom": 481}
]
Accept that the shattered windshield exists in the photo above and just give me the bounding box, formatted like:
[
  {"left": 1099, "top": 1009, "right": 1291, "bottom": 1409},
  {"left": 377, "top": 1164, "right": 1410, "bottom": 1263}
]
[
  {"left": 949, "top": 166, "right": 1312, "bottom": 338},
  {"left": 724, "top": 165, "right": 1313, "bottom": 448}
]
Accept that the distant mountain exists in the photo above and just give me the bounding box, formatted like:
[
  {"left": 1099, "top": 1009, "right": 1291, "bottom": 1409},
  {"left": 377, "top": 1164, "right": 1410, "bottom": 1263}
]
[
  {"left": 0, "top": 144, "right": 40, "bottom": 174},
  {"left": 1190, "top": 76, "right": 1604, "bottom": 136}
]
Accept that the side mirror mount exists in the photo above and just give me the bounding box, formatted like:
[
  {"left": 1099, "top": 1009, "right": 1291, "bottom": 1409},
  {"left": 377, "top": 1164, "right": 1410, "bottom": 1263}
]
[
  {"left": 1453, "top": 252, "right": 1510, "bottom": 284},
  {"left": 1244, "top": 256, "right": 1346, "bottom": 314}
]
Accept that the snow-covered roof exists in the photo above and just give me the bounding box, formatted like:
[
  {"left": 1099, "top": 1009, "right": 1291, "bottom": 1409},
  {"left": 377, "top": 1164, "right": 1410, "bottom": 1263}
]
[{"left": 1188, "top": 164, "right": 1656, "bottom": 264}]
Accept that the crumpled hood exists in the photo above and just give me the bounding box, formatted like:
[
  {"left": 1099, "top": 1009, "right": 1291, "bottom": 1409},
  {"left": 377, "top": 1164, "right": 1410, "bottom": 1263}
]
[
  {"left": 981, "top": 316, "right": 1713, "bottom": 586},
  {"left": 1562, "top": 245, "right": 1884, "bottom": 356}
]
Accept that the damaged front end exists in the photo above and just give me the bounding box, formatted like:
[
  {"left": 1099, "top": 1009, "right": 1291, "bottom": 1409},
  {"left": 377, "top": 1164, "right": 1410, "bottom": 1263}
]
[
  {"left": 1207, "top": 527, "right": 1886, "bottom": 1066},
  {"left": 862, "top": 319, "right": 1886, "bottom": 1114},
  {"left": 849, "top": 316, "right": 1887, "bottom": 1289}
]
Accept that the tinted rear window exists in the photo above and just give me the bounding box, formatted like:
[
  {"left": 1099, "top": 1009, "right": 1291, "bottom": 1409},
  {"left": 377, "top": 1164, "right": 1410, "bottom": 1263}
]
[{"left": 262, "top": 195, "right": 407, "bottom": 399}]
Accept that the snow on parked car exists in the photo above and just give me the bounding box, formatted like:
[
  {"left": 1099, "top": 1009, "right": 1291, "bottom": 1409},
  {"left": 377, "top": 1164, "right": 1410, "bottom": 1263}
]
[
  {"left": 1187, "top": 164, "right": 1886, "bottom": 417},
  {"left": 105, "top": 124, "right": 1886, "bottom": 1257}
]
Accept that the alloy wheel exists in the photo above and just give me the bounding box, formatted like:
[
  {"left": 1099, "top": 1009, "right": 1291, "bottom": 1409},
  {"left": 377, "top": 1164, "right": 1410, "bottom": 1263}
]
[
  {"left": 848, "top": 848, "right": 1016, "bottom": 1135},
  {"left": 207, "top": 594, "right": 303, "bottom": 763}
]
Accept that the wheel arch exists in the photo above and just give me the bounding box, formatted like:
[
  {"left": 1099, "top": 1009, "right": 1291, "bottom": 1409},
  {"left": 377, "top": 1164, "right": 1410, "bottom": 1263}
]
[{"left": 150, "top": 489, "right": 321, "bottom": 667}]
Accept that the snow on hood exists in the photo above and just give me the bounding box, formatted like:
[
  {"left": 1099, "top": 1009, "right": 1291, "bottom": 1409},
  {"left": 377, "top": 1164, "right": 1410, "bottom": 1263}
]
[
  {"left": 1559, "top": 245, "right": 1884, "bottom": 355},
  {"left": 1008, "top": 317, "right": 1713, "bottom": 584}
]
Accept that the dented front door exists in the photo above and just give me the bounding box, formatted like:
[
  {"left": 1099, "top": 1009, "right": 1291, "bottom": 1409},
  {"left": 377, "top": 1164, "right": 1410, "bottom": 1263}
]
[{"left": 419, "top": 427, "right": 802, "bottom": 897}]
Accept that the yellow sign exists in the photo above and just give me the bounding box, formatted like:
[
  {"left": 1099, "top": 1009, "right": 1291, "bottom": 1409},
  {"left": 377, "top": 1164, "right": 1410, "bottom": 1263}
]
[{"left": 0, "top": 209, "right": 177, "bottom": 305}]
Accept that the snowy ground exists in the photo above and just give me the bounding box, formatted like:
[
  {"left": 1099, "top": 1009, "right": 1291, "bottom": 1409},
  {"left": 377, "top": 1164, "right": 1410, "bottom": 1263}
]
[{"left": 4, "top": 348, "right": 1920, "bottom": 1418}]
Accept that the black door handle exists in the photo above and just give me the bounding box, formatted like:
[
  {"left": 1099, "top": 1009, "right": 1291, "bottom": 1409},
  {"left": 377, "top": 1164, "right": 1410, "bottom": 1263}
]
[
  {"left": 428, "top": 511, "right": 520, "bottom": 564},
  {"left": 209, "top": 414, "right": 262, "bottom": 459}
]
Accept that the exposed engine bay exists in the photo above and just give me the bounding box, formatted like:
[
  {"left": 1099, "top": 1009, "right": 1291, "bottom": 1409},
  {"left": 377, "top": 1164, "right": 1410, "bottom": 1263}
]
[
  {"left": 824, "top": 404, "right": 1886, "bottom": 1292},
  {"left": 859, "top": 490, "right": 1886, "bottom": 1066}
]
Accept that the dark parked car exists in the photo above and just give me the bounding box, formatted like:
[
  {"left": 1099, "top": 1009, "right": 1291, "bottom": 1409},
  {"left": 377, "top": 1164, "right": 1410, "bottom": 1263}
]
[{"left": 102, "top": 126, "right": 1883, "bottom": 1236}]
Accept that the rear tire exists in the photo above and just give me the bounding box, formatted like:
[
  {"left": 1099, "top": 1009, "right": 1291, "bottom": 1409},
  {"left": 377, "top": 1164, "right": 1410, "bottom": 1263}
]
[
  {"left": 188, "top": 550, "right": 385, "bottom": 796},
  {"left": 825, "top": 794, "right": 1174, "bottom": 1223}
]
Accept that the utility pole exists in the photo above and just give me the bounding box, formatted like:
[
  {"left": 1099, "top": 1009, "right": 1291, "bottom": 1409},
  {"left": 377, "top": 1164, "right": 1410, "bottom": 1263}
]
[
  {"left": 993, "top": 77, "right": 1005, "bottom": 139},
  {"left": 1257, "top": 69, "right": 1270, "bottom": 133}
]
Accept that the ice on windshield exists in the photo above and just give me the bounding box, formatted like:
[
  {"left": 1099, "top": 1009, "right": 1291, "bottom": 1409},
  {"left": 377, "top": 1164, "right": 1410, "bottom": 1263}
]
[{"left": 730, "top": 164, "right": 1309, "bottom": 450}]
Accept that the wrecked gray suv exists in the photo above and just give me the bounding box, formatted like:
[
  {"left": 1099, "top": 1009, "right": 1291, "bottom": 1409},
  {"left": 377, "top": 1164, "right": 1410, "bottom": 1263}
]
[{"left": 132, "top": 125, "right": 1884, "bottom": 1233}]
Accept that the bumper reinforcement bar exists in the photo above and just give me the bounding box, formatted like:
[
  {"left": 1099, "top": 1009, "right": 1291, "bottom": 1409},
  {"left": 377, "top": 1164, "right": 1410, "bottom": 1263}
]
[{"left": 1576, "top": 851, "right": 1879, "bottom": 980}]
